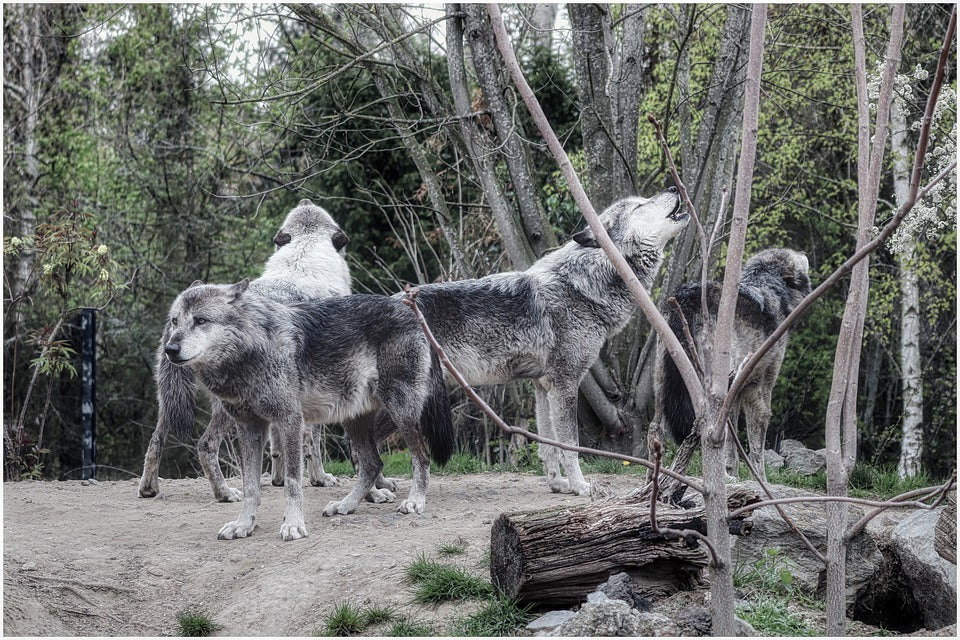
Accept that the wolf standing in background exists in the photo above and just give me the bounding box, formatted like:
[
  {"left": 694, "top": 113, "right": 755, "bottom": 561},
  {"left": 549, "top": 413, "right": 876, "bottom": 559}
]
[
  {"left": 137, "top": 199, "right": 351, "bottom": 502},
  {"left": 332, "top": 187, "right": 689, "bottom": 506},
  {"left": 654, "top": 248, "right": 811, "bottom": 480},
  {"left": 160, "top": 282, "right": 453, "bottom": 539}
]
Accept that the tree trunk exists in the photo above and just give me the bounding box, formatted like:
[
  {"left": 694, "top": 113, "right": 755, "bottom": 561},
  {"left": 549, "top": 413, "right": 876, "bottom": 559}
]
[
  {"left": 490, "top": 489, "right": 758, "bottom": 606},
  {"left": 892, "top": 100, "right": 924, "bottom": 479}
]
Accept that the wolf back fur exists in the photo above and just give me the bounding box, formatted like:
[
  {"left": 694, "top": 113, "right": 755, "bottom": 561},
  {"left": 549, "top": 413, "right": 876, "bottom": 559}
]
[
  {"left": 335, "top": 188, "right": 689, "bottom": 501},
  {"left": 162, "top": 282, "right": 454, "bottom": 540},
  {"left": 138, "top": 199, "right": 351, "bottom": 502},
  {"left": 655, "top": 248, "right": 811, "bottom": 479}
]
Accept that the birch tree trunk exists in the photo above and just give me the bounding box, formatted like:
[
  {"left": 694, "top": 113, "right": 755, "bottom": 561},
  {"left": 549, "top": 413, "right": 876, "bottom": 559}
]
[{"left": 892, "top": 99, "right": 924, "bottom": 479}]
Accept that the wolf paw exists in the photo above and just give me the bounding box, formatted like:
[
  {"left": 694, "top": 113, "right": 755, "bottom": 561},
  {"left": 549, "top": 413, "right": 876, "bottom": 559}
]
[
  {"left": 218, "top": 519, "right": 255, "bottom": 540},
  {"left": 137, "top": 480, "right": 159, "bottom": 498},
  {"left": 364, "top": 488, "right": 396, "bottom": 504},
  {"left": 376, "top": 476, "right": 399, "bottom": 492},
  {"left": 547, "top": 477, "right": 570, "bottom": 494},
  {"left": 309, "top": 472, "right": 339, "bottom": 487},
  {"left": 216, "top": 487, "right": 243, "bottom": 502},
  {"left": 280, "top": 522, "right": 309, "bottom": 541},
  {"left": 322, "top": 500, "right": 356, "bottom": 517},
  {"left": 397, "top": 499, "right": 424, "bottom": 515},
  {"left": 570, "top": 481, "right": 591, "bottom": 496}
]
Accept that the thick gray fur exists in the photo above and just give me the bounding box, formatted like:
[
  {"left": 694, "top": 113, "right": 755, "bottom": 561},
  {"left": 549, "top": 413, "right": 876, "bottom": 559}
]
[
  {"left": 138, "top": 199, "right": 354, "bottom": 502},
  {"left": 161, "top": 283, "right": 454, "bottom": 540},
  {"left": 335, "top": 188, "right": 689, "bottom": 504},
  {"left": 653, "top": 247, "right": 811, "bottom": 480}
]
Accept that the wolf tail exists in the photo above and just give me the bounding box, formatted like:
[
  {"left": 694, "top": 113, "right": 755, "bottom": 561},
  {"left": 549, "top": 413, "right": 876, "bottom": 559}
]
[
  {"left": 421, "top": 350, "right": 455, "bottom": 466},
  {"left": 154, "top": 339, "right": 198, "bottom": 440},
  {"left": 660, "top": 285, "right": 702, "bottom": 443}
]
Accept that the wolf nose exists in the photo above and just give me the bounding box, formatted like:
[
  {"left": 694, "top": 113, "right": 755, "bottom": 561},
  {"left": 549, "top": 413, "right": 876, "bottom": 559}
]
[
  {"left": 667, "top": 186, "right": 678, "bottom": 194},
  {"left": 274, "top": 232, "right": 292, "bottom": 247},
  {"left": 164, "top": 343, "right": 181, "bottom": 359}
]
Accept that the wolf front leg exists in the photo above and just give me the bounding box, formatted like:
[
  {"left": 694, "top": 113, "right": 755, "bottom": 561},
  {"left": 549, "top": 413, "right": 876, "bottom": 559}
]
[
  {"left": 274, "top": 414, "right": 308, "bottom": 541},
  {"left": 324, "top": 413, "right": 388, "bottom": 515},
  {"left": 548, "top": 384, "right": 591, "bottom": 496},
  {"left": 217, "top": 419, "right": 265, "bottom": 540}
]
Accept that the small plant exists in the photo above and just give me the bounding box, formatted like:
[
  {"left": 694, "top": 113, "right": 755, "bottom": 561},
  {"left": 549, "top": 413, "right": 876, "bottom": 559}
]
[
  {"left": 175, "top": 608, "right": 221, "bottom": 637},
  {"left": 387, "top": 619, "right": 436, "bottom": 636},
  {"left": 320, "top": 601, "right": 366, "bottom": 636},
  {"left": 450, "top": 595, "right": 535, "bottom": 636},
  {"left": 734, "top": 548, "right": 797, "bottom": 597},
  {"left": 405, "top": 554, "right": 494, "bottom": 604},
  {"left": 437, "top": 538, "right": 468, "bottom": 556},
  {"left": 361, "top": 604, "right": 398, "bottom": 626},
  {"left": 736, "top": 596, "right": 816, "bottom": 636}
]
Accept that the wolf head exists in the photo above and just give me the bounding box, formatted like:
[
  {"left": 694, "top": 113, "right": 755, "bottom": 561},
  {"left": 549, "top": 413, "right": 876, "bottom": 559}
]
[
  {"left": 162, "top": 280, "right": 252, "bottom": 369},
  {"left": 739, "top": 248, "right": 811, "bottom": 318},
  {"left": 273, "top": 198, "right": 349, "bottom": 253},
  {"left": 572, "top": 187, "right": 689, "bottom": 252}
]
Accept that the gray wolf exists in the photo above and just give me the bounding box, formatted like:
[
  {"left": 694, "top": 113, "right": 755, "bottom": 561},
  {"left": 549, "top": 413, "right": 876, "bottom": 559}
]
[
  {"left": 654, "top": 248, "right": 811, "bottom": 480},
  {"left": 161, "top": 282, "right": 454, "bottom": 539},
  {"left": 137, "top": 199, "right": 352, "bottom": 502},
  {"left": 334, "top": 187, "right": 688, "bottom": 506}
]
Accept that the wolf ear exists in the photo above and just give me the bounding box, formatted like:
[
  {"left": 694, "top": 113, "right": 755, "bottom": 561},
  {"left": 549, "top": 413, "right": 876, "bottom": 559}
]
[
  {"left": 332, "top": 230, "right": 349, "bottom": 251},
  {"left": 229, "top": 279, "right": 250, "bottom": 302},
  {"left": 572, "top": 225, "right": 600, "bottom": 248},
  {"left": 189, "top": 280, "right": 204, "bottom": 288}
]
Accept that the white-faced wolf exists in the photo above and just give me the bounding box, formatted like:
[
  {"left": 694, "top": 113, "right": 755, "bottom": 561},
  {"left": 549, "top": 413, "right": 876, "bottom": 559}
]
[
  {"left": 138, "top": 199, "right": 351, "bottom": 502},
  {"left": 330, "top": 187, "right": 689, "bottom": 511},
  {"left": 655, "top": 248, "right": 811, "bottom": 480},
  {"left": 160, "top": 282, "right": 454, "bottom": 540}
]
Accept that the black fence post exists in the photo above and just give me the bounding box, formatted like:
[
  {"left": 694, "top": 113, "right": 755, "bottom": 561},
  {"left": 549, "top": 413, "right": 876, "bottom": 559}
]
[{"left": 80, "top": 308, "right": 96, "bottom": 480}]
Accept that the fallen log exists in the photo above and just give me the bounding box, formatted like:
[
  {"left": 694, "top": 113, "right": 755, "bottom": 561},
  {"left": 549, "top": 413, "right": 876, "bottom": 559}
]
[{"left": 490, "top": 488, "right": 759, "bottom": 606}]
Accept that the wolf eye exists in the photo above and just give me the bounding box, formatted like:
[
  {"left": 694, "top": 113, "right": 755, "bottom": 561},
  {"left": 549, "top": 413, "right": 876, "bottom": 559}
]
[
  {"left": 170, "top": 317, "right": 178, "bottom": 327},
  {"left": 195, "top": 317, "right": 208, "bottom": 326}
]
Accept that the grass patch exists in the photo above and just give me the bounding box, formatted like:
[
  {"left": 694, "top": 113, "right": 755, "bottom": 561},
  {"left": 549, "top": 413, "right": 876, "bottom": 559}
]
[
  {"left": 361, "top": 604, "right": 399, "bottom": 626},
  {"left": 736, "top": 596, "right": 817, "bottom": 636},
  {"left": 405, "top": 555, "right": 494, "bottom": 604},
  {"left": 849, "top": 463, "right": 935, "bottom": 499},
  {"left": 437, "top": 537, "right": 468, "bottom": 556},
  {"left": 319, "top": 601, "right": 367, "bottom": 636},
  {"left": 175, "top": 608, "right": 221, "bottom": 637},
  {"left": 451, "top": 595, "right": 535, "bottom": 636},
  {"left": 386, "top": 619, "right": 436, "bottom": 636}
]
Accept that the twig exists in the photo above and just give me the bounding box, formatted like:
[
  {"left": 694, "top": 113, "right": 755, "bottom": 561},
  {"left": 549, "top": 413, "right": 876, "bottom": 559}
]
[
  {"left": 649, "top": 438, "right": 720, "bottom": 566},
  {"left": 402, "top": 286, "right": 705, "bottom": 495},
  {"left": 843, "top": 471, "right": 956, "bottom": 542}
]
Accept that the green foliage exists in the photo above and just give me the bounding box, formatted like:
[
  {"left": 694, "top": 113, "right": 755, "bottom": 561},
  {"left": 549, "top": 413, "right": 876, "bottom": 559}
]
[
  {"left": 319, "top": 601, "right": 367, "bottom": 636},
  {"left": 174, "top": 608, "right": 222, "bottom": 637},
  {"left": 735, "top": 596, "right": 818, "bottom": 636},
  {"left": 450, "top": 595, "right": 535, "bottom": 637},
  {"left": 404, "top": 554, "right": 494, "bottom": 604}
]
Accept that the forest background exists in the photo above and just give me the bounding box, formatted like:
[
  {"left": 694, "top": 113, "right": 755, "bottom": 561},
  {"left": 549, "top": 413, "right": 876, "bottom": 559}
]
[{"left": 3, "top": 3, "right": 956, "bottom": 485}]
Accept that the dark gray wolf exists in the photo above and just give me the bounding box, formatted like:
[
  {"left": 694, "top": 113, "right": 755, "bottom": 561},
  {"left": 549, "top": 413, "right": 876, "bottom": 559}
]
[
  {"left": 654, "top": 248, "right": 811, "bottom": 480},
  {"left": 332, "top": 187, "right": 688, "bottom": 507},
  {"left": 160, "top": 282, "right": 454, "bottom": 540},
  {"left": 137, "top": 199, "right": 352, "bottom": 502}
]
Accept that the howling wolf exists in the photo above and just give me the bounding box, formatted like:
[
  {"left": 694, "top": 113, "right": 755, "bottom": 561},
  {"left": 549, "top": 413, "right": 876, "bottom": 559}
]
[
  {"left": 656, "top": 248, "right": 811, "bottom": 479},
  {"left": 160, "top": 282, "right": 454, "bottom": 540},
  {"left": 138, "top": 199, "right": 351, "bottom": 502},
  {"left": 329, "top": 187, "right": 688, "bottom": 511}
]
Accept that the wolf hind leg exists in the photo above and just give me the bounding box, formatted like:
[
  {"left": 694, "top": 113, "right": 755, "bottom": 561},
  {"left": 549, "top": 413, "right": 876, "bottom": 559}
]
[
  {"left": 306, "top": 424, "right": 338, "bottom": 487},
  {"left": 269, "top": 423, "right": 285, "bottom": 487},
  {"left": 535, "top": 384, "right": 570, "bottom": 494},
  {"left": 196, "top": 400, "right": 243, "bottom": 502},
  {"left": 742, "top": 386, "right": 772, "bottom": 482},
  {"left": 548, "top": 384, "right": 590, "bottom": 496},
  {"left": 324, "top": 413, "right": 386, "bottom": 515}
]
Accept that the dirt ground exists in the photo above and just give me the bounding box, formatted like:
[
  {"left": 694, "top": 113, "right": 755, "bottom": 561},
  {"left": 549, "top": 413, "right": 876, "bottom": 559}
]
[{"left": 3, "top": 471, "right": 645, "bottom": 637}]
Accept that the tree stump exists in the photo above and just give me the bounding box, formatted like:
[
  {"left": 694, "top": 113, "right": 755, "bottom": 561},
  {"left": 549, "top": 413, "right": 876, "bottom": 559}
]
[{"left": 490, "top": 489, "right": 758, "bottom": 606}]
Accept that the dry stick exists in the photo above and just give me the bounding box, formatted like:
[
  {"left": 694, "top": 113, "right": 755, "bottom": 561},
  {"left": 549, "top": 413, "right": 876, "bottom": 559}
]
[
  {"left": 722, "top": 6, "right": 956, "bottom": 420},
  {"left": 649, "top": 438, "right": 720, "bottom": 566},
  {"left": 844, "top": 472, "right": 957, "bottom": 542},
  {"left": 402, "top": 287, "right": 705, "bottom": 495},
  {"left": 729, "top": 477, "right": 957, "bottom": 521},
  {"left": 484, "top": 3, "right": 704, "bottom": 413}
]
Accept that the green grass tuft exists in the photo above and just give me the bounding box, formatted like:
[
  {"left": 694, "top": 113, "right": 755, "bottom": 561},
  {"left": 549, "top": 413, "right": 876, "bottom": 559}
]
[
  {"left": 736, "top": 596, "right": 817, "bottom": 636},
  {"left": 386, "top": 619, "right": 436, "bottom": 636},
  {"left": 361, "top": 604, "right": 399, "bottom": 626},
  {"left": 451, "top": 595, "right": 535, "bottom": 636},
  {"left": 320, "top": 601, "right": 366, "bottom": 636},
  {"left": 405, "top": 554, "right": 494, "bottom": 604},
  {"left": 175, "top": 608, "right": 221, "bottom": 637},
  {"left": 437, "top": 537, "right": 468, "bottom": 556}
]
